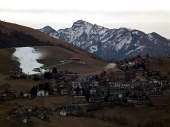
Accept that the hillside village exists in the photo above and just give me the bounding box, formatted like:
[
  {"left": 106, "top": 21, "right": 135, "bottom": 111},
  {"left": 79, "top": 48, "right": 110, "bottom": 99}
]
[
  {"left": 0, "top": 17, "right": 170, "bottom": 127},
  {"left": 1, "top": 54, "right": 170, "bottom": 125}
]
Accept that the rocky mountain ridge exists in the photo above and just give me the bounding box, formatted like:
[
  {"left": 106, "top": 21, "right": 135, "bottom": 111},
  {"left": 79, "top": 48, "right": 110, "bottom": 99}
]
[{"left": 39, "top": 20, "right": 170, "bottom": 60}]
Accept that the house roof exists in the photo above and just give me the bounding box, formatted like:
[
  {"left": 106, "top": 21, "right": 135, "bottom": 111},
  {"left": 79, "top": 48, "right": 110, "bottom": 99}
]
[
  {"left": 61, "top": 89, "right": 68, "bottom": 91},
  {"left": 22, "top": 116, "right": 30, "bottom": 119},
  {"left": 60, "top": 109, "right": 67, "bottom": 112}
]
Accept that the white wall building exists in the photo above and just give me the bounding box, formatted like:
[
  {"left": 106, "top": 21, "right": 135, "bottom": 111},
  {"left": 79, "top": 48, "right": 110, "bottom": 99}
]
[
  {"left": 23, "top": 93, "right": 31, "bottom": 98},
  {"left": 60, "top": 110, "right": 67, "bottom": 116},
  {"left": 72, "top": 82, "right": 82, "bottom": 88},
  {"left": 37, "top": 90, "right": 49, "bottom": 96},
  {"left": 90, "top": 81, "right": 99, "bottom": 87}
]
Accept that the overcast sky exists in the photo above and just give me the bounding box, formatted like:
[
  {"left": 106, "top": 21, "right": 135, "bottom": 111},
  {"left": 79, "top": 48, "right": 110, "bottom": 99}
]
[{"left": 0, "top": 0, "right": 170, "bottom": 38}]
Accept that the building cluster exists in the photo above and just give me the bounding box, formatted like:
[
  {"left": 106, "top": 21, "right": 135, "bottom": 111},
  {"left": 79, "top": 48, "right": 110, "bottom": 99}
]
[
  {"left": 1, "top": 55, "right": 170, "bottom": 119},
  {"left": 19, "top": 56, "right": 169, "bottom": 108},
  {"left": 8, "top": 105, "right": 49, "bottom": 124},
  {"left": 52, "top": 105, "right": 83, "bottom": 116}
]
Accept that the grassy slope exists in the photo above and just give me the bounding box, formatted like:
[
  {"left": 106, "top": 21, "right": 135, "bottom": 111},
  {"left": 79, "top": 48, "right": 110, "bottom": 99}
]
[
  {"left": 93, "top": 103, "right": 170, "bottom": 127},
  {"left": 36, "top": 46, "right": 107, "bottom": 74},
  {"left": 147, "top": 57, "right": 170, "bottom": 75},
  {"left": 149, "top": 95, "right": 170, "bottom": 106},
  {"left": 0, "top": 48, "right": 19, "bottom": 75},
  {"left": 1, "top": 96, "right": 170, "bottom": 127},
  {"left": 30, "top": 114, "right": 122, "bottom": 127},
  {"left": 0, "top": 46, "right": 107, "bottom": 76}
]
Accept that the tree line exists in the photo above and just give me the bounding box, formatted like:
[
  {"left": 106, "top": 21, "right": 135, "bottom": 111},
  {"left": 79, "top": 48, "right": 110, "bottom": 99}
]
[
  {"left": 29, "top": 82, "right": 50, "bottom": 96},
  {"left": 0, "top": 30, "right": 53, "bottom": 48}
]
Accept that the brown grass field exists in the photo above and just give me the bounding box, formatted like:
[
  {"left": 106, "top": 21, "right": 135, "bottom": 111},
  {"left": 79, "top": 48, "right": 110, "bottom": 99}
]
[
  {"left": 1, "top": 96, "right": 170, "bottom": 127},
  {"left": 94, "top": 103, "right": 170, "bottom": 126},
  {"left": 0, "top": 46, "right": 107, "bottom": 76},
  {"left": 8, "top": 96, "right": 72, "bottom": 108},
  {"left": 35, "top": 46, "right": 107, "bottom": 74},
  {"left": 149, "top": 95, "right": 170, "bottom": 106},
  {"left": 30, "top": 113, "right": 123, "bottom": 127},
  {"left": 147, "top": 57, "right": 170, "bottom": 75}
]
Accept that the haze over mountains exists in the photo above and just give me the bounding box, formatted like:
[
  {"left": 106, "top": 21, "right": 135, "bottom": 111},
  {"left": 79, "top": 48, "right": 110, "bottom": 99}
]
[{"left": 39, "top": 20, "right": 170, "bottom": 60}]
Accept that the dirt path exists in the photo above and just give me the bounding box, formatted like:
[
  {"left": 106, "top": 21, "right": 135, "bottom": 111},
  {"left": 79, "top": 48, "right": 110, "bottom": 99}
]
[
  {"left": 43, "top": 62, "right": 70, "bottom": 69},
  {"left": 7, "top": 116, "right": 19, "bottom": 123}
]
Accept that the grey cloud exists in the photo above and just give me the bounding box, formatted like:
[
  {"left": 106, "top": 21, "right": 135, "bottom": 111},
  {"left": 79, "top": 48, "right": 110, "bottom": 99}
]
[{"left": 1, "top": 8, "right": 170, "bottom": 16}]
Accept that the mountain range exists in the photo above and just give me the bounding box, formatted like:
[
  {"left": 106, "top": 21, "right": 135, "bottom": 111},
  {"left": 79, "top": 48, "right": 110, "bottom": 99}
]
[{"left": 39, "top": 20, "right": 170, "bottom": 60}]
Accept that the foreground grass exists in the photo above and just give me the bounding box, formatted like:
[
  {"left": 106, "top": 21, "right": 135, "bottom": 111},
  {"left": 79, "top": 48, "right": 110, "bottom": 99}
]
[
  {"left": 93, "top": 103, "right": 170, "bottom": 127},
  {"left": 1, "top": 95, "right": 170, "bottom": 127},
  {"left": 0, "top": 118, "right": 27, "bottom": 127},
  {"left": 0, "top": 105, "right": 26, "bottom": 127}
]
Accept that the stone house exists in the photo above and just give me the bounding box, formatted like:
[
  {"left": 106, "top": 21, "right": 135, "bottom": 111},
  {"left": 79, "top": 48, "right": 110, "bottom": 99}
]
[
  {"left": 23, "top": 93, "right": 31, "bottom": 98},
  {"left": 21, "top": 116, "right": 31, "bottom": 124},
  {"left": 90, "top": 88, "right": 97, "bottom": 95},
  {"left": 60, "top": 110, "right": 67, "bottom": 116},
  {"left": 58, "top": 105, "right": 82, "bottom": 116},
  {"left": 81, "top": 81, "right": 91, "bottom": 88},
  {"left": 72, "top": 82, "right": 82, "bottom": 89},
  {"left": 70, "top": 57, "right": 81, "bottom": 62},
  {"left": 61, "top": 89, "right": 69, "bottom": 95},
  {"left": 72, "top": 96, "right": 86, "bottom": 104},
  {"left": 108, "top": 82, "right": 121, "bottom": 89},
  {"left": 90, "top": 81, "right": 99, "bottom": 87}
]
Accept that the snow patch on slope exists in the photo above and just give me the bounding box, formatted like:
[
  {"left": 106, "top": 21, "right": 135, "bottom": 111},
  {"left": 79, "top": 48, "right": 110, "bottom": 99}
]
[
  {"left": 89, "top": 46, "right": 98, "bottom": 53},
  {"left": 148, "top": 34, "right": 158, "bottom": 44},
  {"left": 148, "top": 34, "right": 154, "bottom": 41},
  {"left": 115, "top": 35, "right": 132, "bottom": 51},
  {"left": 125, "top": 46, "right": 145, "bottom": 55},
  {"left": 12, "top": 47, "right": 45, "bottom": 75},
  {"left": 125, "top": 50, "right": 134, "bottom": 55},
  {"left": 105, "top": 63, "right": 117, "bottom": 69},
  {"left": 131, "top": 31, "right": 138, "bottom": 35}
]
